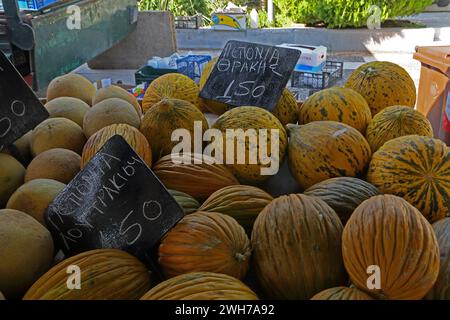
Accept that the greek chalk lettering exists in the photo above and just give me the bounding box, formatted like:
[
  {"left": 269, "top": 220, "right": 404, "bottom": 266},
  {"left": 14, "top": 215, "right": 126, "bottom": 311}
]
[
  {"left": 143, "top": 200, "right": 162, "bottom": 221},
  {"left": 122, "top": 164, "right": 135, "bottom": 177}
]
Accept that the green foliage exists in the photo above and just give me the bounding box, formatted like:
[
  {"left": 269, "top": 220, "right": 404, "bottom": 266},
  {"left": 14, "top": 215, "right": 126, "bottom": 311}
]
[
  {"left": 258, "top": 9, "right": 293, "bottom": 28},
  {"left": 275, "top": 0, "right": 434, "bottom": 28},
  {"left": 138, "top": 0, "right": 261, "bottom": 17},
  {"left": 138, "top": 0, "right": 210, "bottom": 17},
  {"left": 138, "top": 0, "right": 433, "bottom": 28}
]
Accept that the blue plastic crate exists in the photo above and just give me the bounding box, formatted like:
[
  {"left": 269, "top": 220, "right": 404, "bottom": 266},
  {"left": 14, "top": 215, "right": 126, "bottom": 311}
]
[
  {"left": 294, "top": 61, "right": 326, "bottom": 73},
  {"left": 16, "top": 0, "right": 60, "bottom": 11},
  {"left": 176, "top": 55, "right": 212, "bottom": 82}
]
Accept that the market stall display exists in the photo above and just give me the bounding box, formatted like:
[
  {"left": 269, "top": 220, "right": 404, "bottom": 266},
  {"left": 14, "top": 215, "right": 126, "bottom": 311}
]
[{"left": 0, "top": 38, "right": 448, "bottom": 303}]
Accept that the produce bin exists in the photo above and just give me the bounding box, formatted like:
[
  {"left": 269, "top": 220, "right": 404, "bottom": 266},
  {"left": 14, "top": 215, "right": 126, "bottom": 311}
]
[
  {"left": 134, "top": 65, "right": 178, "bottom": 85},
  {"left": 20, "top": 0, "right": 59, "bottom": 10},
  {"left": 413, "top": 45, "right": 450, "bottom": 145},
  {"left": 176, "top": 54, "right": 211, "bottom": 83}
]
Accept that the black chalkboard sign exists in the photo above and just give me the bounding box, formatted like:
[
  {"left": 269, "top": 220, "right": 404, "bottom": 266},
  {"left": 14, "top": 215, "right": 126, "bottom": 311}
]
[
  {"left": 45, "top": 135, "right": 184, "bottom": 264},
  {"left": 199, "top": 40, "right": 301, "bottom": 111},
  {"left": 0, "top": 51, "right": 49, "bottom": 151}
]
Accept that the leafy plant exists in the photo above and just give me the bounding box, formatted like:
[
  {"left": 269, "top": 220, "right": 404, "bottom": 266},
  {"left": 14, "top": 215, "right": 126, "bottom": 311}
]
[
  {"left": 275, "top": 0, "right": 433, "bottom": 28},
  {"left": 138, "top": 0, "right": 210, "bottom": 17},
  {"left": 139, "top": 0, "right": 432, "bottom": 28}
]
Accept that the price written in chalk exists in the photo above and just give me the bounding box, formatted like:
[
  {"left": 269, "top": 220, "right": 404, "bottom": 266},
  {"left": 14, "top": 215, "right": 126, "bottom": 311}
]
[
  {"left": 0, "top": 51, "right": 49, "bottom": 150},
  {"left": 45, "top": 135, "right": 184, "bottom": 262},
  {"left": 200, "top": 40, "right": 301, "bottom": 111}
]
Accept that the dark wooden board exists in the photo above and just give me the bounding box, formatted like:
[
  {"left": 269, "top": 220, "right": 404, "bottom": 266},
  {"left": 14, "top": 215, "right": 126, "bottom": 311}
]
[
  {"left": 199, "top": 40, "right": 301, "bottom": 111},
  {"left": 0, "top": 50, "right": 48, "bottom": 151},
  {"left": 45, "top": 135, "right": 184, "bottom": 266}
]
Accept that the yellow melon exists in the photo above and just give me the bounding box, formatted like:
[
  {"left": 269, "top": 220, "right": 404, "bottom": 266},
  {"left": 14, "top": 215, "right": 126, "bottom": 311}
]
[
  {"left": 142, "top": 73, "right": 205, "bottom": 113},
  {"left": 81, "top": 124, "right": 152, "bottom": 168},
  {"left": 0, "top": 209, "right": 54, "bottom": 299},
  {"left": 0, "top": 154, "right": 25, "bottom": 208},
  {"left": 198, "top": 57, "right": 228, "bottom": 114},
  {"left": 6, "top": 178, "right": 66, "bottom": 225},
  {"left": 199, "top": 57, "right": 298, "bottom": 124},
  {"left": 25, "top": 148, "right": 81, "bottom": 184},
  {"left": 140, "top": 98, "right": 209, "bottom": 161},
  {"left": 83, "top": 98, "right": 141, "bottom": 138},
  {"left": 272, "top": 88, "right": 299, "bottom": 125},
  {"left": 31, "top": 118, "right": 86, "bottom": 156},
  {"left": 92, "top": 85, "right": 142, "bottom": 117},
  {"left": 45, "top": 97, "right": 90, "bottom": 127},
  {"left": 47, "top": 74, "right": 96, "bottom": 106},
  {"left": 365, "top": 105, "right": 433, "bottom": 152},
  {"left": 212, "top": 106, "right": 288, "bottom": 185}
]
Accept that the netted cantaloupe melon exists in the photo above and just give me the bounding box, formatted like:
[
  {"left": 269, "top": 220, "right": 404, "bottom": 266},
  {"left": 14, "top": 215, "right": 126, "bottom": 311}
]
[
  {"left": 31, "top": 118, "right": 86, "bottom": 156},
  {"left": 6, "top": 178, "right": 66, "bottom": 225},
  {"left": 45, "top": 97, "right": 90, "bottom": 127},
  {"left": 212, "top": 106, "right": 288, "bottom": 185},
  {"left": 47, "top": 74, "right": 96, "bottom": 106},
  {"left": 142, "top": 73, "right": 205, "bottom": 113},
  {"left": 0, "top": 209, "right": 54, "bottom": 299},
  {"left": 81, "top": 123, "right": 152, "bottom": 168},
  {"left": 365, "top": 105, "right": 433, "bottom": 152},
  {"left": 140, "top": 98, "right": 208, "bottom": 162},
  {"left": 345, "top": 61, "right": 416, "bottom": 115},
  {"left": 92, "top": 85, "right": 142, "bottom": 117},
  {"left": 83, "top": 98, "right": 140, "bottom": 138},
  {"left": 299, "top": 86, "right": 372, "bottom": 133},
  {"left": 25, "top": 148, "right": 80, "bottom": 184},
  {"left": 0, "top": 153, "right": 25, "bottom": 208}
]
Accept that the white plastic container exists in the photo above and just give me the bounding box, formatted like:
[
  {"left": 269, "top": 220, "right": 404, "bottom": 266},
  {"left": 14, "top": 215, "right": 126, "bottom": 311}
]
[{"left": 278, "top": 44, "right": 327, "bottom": 68}]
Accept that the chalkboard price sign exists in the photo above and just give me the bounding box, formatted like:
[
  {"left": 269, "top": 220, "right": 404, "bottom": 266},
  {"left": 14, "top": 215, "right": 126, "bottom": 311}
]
[
  {"left": 0, "top": 51, "right": 49, "bottom": 151},
  {"left": 45, "top": 135, "right": 184, "bottom": 263},
  {"left": 199, "top": 40, "right": 301, "bottom": 111}
]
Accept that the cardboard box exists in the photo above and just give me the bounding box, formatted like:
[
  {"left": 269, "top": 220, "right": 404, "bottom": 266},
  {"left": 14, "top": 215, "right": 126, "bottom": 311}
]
[
  {"left": 212, "top": 12, "right": 247, "bottom": 31},
  {"left": 278, "top": 44, "right": 327, "bottom": 68}
]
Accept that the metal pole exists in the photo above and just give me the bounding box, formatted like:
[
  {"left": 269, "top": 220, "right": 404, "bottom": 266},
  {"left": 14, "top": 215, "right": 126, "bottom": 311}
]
[{"left": 267, "top": 0, "right": 273, "bottom": 23}]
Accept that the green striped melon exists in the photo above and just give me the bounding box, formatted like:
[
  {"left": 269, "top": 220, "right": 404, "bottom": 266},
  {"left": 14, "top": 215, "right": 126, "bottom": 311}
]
[
  {"left": 367, "top": 135, "right": 450, "bottom": 223},
  {"left": 287, "top": 121, "right": 371, "bottom": 190},
  {"left": 299, "top": 87, "right": 372, "bottom": 133},
  {"left": 304, "top": 177, "right": 380, "bottom": 224},
  {"left": 365, "top": 105, "right": 433, "bottom": 152},
  {"left": 168, "top": 189, "right": 200, "bottom": 214},
  {"left": 345, "top": 61, "right": 416, "bottom": 116}
]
